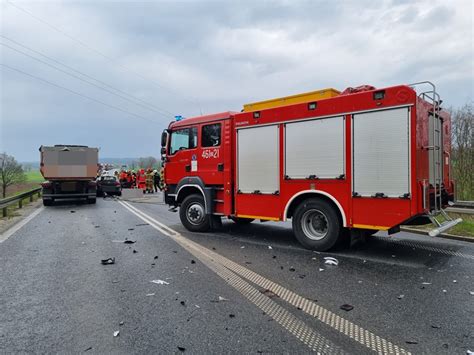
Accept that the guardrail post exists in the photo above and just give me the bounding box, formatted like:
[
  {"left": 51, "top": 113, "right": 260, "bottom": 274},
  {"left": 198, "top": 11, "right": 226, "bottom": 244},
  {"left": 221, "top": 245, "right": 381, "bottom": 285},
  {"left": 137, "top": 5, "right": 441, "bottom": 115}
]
[
  {"left": 30, "top": 194, "right": 34, "bottom": 202},
  {"left": 19, "top": 199, "right": 23, "bottom": 209},
  {"left": 2, "top": 207, "right": 6, "bottom": 218}
]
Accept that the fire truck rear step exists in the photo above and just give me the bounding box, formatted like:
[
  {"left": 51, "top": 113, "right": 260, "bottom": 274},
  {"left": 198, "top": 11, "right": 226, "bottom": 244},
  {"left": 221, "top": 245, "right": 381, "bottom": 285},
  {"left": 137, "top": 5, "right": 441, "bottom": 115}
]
[{"left": 427, "top": 209, "right": 462, "bottom": 237}]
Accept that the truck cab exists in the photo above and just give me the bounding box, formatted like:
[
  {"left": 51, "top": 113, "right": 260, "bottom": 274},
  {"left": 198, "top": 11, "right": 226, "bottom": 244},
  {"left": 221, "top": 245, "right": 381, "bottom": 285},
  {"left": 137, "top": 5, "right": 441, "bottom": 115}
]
[{"left": 162, "top": 112, "right": 235, "bottom": 230}]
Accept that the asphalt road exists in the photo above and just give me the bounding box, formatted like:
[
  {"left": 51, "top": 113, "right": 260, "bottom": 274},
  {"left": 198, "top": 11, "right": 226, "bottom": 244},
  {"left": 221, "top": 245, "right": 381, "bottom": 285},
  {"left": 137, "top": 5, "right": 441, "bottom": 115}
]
[{"left": 0, "top": 194, "right": 473, "bottom": 354}]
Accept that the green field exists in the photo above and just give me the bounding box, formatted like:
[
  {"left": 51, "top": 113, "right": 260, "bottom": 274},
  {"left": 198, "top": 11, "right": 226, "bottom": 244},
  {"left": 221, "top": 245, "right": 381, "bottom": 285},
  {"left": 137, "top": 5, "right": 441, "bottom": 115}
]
[{"left": 25, "top": 170, "right": 44, "bottom": 183}]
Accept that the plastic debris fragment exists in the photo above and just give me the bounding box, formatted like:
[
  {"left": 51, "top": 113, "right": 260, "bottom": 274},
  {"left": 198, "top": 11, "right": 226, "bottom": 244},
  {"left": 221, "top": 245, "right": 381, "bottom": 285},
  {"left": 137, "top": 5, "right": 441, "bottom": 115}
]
[
  {"left": 218, "top": 296, "right": 229, "bottom": 302},
  {"left": 101, "top": 257, "right": 115, "bottom": 265},
  {"left": 319, "top": 268, "right": 324, "bottom": 272},
  {"left": 421, "top": 282, "right": 432, "bottom": 285},
  {"left": 151, "top": 279, "right": 169, "bottom": 285},
  {"left": 268, "top": 246, "right": 273, "bottom": 249},
  {"left": 146, "top": 293, "right": 155, "bottom": 297},
  {"left": 340, "top": 304, "right": 353, "bottom": 311},
  {"left": 113, "top": 331, "right": 120, "bottom": 337},
  {"left": 324, "top": 257, "right": 339, "bottom": 266},
  {"left": 405, "top": 340, "right": 418, "bottom": 344},
  {"left": 397, "top": 295, "right": 404, "bottom": 300},
  {"left": 123, "top": 240, "right": 136, "bottom": 244}
]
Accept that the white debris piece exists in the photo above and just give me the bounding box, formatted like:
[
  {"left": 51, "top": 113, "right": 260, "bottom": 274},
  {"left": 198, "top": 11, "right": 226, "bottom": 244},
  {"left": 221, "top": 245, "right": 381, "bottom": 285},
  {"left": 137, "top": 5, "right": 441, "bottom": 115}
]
[
  {"left": 319, "top": 268, "right": 324, "bottom": 272},
  {"left": 442, "top": 289, "right": 447, "bottom": 293},
  {"left": 422, "top": 282, "right": 432, "bottom": 285},
  {"left": 151, "top": 279, "right": 169, "bottom": 285},
  {"left": 218, "top": 296, "right": 229, "bottom": 302},
  {"left": 466, "top": 350, "right": 473, "bottom": 355},
  {"left": 311, "top": 257, "right": 317, "bottom": 261},
  {"left": 240, "top": 246, "right": 245, "bottom": 249},
  {"left": 323, "top": 257, "right": 339, "bottom": 266},
  {"left": 268, "top": 246, "right": 273, "bottom": 249},
  {"left": 397, "top": 295, "right": 404, "bottom": 300},
  {"left": 470, "top": 291, "right": 474, "bottom": 296},
  {"left": 453, "top": 280, "right": 457, "bottom": 283},
  {"left": 146, "top": 293, "right": 155, "bottom": 297},
  {"left": 113, "top": 331, "right": 120, "bottom": 337}
]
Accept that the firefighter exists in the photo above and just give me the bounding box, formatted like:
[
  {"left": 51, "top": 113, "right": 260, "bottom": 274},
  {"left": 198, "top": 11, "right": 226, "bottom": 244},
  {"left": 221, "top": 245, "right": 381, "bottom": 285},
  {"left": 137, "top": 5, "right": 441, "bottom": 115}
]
[
  {"left": 153, "top": 169, "right": 161, "bottom": 192},
  {"left": 159, "top": 167, "right": 166, "bottom": 191},
  {"left": 145, "top": 168, "right": 154, "bottom": 193},
  {"left": 137, "top": 169, "right": 146, "bottom": 191}
]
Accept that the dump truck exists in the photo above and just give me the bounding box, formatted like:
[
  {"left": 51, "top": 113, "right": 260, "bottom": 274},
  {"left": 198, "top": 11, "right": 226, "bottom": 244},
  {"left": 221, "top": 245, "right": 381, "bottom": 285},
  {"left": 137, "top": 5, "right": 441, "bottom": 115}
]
[
  {"left": 39, "top": 145, "right": 98, "bottom": 206},
  {"left": 160, "top": 82, "right": 461, "bottom": 251}
]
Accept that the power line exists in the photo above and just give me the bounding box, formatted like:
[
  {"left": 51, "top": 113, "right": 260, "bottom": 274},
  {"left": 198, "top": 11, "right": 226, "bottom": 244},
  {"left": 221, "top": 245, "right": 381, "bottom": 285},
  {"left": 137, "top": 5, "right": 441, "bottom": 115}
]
[
  {"left": 1, "top": 63, "right": 160, "bottom": 124},
  {"left": 0, "top": 41, "right": 173, "bottom": 119},
  {"left": 0, "top": 34, "right": 176, "bottom": 117},
  {"left": 6, "top": 0, "right": 202, "bottom": 110}
]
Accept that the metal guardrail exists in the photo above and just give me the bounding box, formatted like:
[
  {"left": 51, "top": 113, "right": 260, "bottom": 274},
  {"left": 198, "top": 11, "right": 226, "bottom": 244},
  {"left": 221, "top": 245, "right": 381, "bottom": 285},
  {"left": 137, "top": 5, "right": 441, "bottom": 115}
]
[
  {"left": 452, "top": 200, "right": 474, "bottom": 209},
  {"left": 0, "top": 187, "right": 42, "bottom": 217}
]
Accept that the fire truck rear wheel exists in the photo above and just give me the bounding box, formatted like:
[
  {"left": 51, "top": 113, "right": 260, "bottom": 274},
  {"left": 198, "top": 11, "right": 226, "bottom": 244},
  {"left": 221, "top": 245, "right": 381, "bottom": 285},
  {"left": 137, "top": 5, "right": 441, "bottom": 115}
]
[
  {"left": 292, "top": 199, "right": 341, "bottom": 251},
  {"left": 180, "top": 194, "right": 211, "bottom": 232}
]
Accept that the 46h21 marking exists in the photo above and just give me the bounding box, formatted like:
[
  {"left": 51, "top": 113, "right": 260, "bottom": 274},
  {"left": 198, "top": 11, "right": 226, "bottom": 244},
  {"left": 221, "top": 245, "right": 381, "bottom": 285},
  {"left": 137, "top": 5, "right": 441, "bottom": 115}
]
[{"left": 202, "top": 148, "right": 219, "bottom": 159}]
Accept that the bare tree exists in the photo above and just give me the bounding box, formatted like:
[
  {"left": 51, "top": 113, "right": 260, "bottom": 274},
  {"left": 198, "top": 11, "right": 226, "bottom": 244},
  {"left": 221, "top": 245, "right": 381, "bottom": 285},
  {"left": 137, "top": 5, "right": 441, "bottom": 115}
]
[
  {"left": 138, "top": 156, "right": 158, "bottom": 169},
  {"left": 0, "top": 153, "right": 26, "bottom": 198},
  {"left": 450, "top": 103, "right": 474, "bottom": 200}
]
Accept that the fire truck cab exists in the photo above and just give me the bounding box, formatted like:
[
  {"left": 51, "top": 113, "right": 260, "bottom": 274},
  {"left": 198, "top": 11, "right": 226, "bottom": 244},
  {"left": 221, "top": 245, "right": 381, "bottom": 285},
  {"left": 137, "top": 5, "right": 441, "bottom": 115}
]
[{"left": 161, "top": 82, "right": 461, "bottom": 251}]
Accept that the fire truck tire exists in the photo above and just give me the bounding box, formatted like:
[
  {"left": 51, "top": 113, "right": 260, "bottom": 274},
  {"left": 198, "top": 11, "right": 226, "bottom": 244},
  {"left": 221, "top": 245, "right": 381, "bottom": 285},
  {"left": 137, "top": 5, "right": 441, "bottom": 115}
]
[
  {"left": 230, "top": 217, "right": 255, "bottom": 224},
  {"left": 292, "top": 199, "right": 342, "bottom": 251},
  {"left": 180, "top": 194, "right": 211, "bottom": 232}
]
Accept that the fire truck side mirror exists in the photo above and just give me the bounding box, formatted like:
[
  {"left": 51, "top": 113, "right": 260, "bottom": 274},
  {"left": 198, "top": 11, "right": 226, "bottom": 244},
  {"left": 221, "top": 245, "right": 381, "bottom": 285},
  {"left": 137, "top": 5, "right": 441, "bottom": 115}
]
[{"left": 161, "top": 130, "right": 169, "bottom": 147}]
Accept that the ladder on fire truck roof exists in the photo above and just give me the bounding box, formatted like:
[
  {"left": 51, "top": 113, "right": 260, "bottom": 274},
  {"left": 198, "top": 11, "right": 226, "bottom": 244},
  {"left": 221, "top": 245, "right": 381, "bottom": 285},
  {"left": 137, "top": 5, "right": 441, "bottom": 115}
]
[{"left": 409, "top": 81, "right": 462, "bottom": 236}]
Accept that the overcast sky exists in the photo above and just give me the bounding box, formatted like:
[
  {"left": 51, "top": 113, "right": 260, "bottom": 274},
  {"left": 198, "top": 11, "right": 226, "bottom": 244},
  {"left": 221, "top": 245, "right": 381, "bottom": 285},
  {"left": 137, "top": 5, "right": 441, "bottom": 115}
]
[{"left": 1, "top": 0, "right": 472, "bottom": 162}]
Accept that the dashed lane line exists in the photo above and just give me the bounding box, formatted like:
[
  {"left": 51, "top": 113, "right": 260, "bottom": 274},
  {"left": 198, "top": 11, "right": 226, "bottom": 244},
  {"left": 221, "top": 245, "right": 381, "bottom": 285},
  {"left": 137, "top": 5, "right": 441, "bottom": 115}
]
[
  {"left": 119, "top": 200, "right": 410, "bottom": 355},
  {"left": 0, "top": 206, "right": 44, "bottom": 243}
]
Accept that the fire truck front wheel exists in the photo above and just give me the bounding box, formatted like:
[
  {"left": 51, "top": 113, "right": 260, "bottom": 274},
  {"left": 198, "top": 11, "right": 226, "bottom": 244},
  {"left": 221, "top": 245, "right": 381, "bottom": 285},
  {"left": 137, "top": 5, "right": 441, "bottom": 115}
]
[
  {"left": 180, "top": 194, "right": 211, "bottom": 232},
  {"left": 292, "top": 199, "right": 341, "bottom": 251}
]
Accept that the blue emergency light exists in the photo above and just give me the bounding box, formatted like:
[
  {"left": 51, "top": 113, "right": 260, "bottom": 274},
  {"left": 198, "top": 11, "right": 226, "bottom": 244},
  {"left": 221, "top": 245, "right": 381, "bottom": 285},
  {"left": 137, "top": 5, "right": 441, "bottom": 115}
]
[{"left": 175, "top": 115, "right": 184, "bottom": 121}]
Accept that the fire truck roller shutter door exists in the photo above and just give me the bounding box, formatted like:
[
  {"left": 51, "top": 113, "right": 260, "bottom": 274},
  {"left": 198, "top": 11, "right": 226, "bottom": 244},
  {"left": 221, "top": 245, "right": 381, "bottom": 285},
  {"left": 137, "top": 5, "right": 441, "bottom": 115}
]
[
  {"left": 352, "top": 107, "right": 410, "bottom": 198},
  {"left": 285, "top": 116, "right": 344, "bottom": 179},
  {"left": 237, "top": 125, "right": 279, "bottom": 194}
]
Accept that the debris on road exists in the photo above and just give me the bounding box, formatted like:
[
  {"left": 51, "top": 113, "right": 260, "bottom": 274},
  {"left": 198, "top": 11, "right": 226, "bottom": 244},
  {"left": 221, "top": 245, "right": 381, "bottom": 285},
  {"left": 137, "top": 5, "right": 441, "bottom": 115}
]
[
  {"left": 180, "top": 301, "right": 185, "bottom": 306},
  {"left": 133, "top": 250, "right": 138, "bottom": 254},
  {"left": 128, "top": 228, "right": 134, "bottom": 231},
  {"left": 299, "top": 274, "right": 306, "bottom": 279},
  {"left": 146, "top": 293, "right": 155, "bottom": 297},
  {"left": 123, "top": 239, "right": 136, "bottom": 244},
  {"left": 94, "top": 226, "right": 100, "bottom": 228},
  {"left": 268, "top": 246, "right": 273, "bottom": 249},
  {"left": 177, "top": 346, "right": 186, "bottom": 352},
  {"left": 319, "top": 268, "right": 324, "bottom": 272},
  {"left": 453, "top": 280, "right": 457, "bottom": 283},
  {"left": 151, "top": 279, "right": 169, "bottom": 285},
  {"left": 340, "top": 304, "right": 354, "bottom": 311},
  {"left": 311, "top": 257, "right": 317, "bottom": 261},
  {"left": 405, "top": 340, "right": 418, "bottom": 344},
  {"left": 272, "top": 255, "right": 277, "bottom": 259},
  {"left": 84, "top": 346, "right": 92, "bottom": 352},
  {"left": 113, "top": 331, "right": 120, "bottom": 337},
  {"left": 154, "top": 256, "right": 158, "bottom": 260},
  {"left": 191, "top": 260, "right": 196, "bottom": 264},
  {"left": 229, "top": 314, "right": 235, "bottom": 318},
  {"left": 324, "top": 257, "right": 339, "bottom": 266},
  {"left": 431, "top": 324, "right": 441, "bottom": 329},
  {"left": 240, "top": 246, "right": 245, "bottom": 249},
  {"left": 119, "top": 321, "right": 124, "bottom": 326},
  {"left": 289, "top": 267, "right": 296, "bottom": 272},
  {"left": 101, "top": 257, "right": 115, "bottom": 265},
  {"left": 442, "top": 289, "right": 447, "bottom": 293},
  {"left": 422, "top": 282, "right": 432, "bottom": 285},
  {"left": 397, "top": 295, "right": 405, "bottom": 300},
  {"left": 245, "top": 261, "right": 252, "bottom": 265},
  {"left": 218, "top": 296, "right": 229, "bottom": 302},
  {"left": 136, "top": 223, "right": 149, "bottom": 226},
  {"left": 260, "top": 289, "right": 278, "bottom": 299},
  {"left": 469, "top": 291, "right": 474, "bottom": 296},
  {"left": 70, "top": 211, "right": 76, "bottom": 213}
]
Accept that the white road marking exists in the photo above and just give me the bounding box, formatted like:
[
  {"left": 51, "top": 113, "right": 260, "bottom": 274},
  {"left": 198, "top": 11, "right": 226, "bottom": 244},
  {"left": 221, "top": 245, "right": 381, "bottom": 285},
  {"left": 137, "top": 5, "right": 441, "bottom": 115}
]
[
  {"left": 0, "top": 206, "right": 44, "bottom": 243},
  {"left": 119, "top": 200, "right": 410, "bottom": 354}
]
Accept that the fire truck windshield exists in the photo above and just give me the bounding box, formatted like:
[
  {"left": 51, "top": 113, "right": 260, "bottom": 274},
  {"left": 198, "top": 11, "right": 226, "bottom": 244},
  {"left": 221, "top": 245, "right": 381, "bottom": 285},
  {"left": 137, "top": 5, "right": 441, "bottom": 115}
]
[{"left": 169, "top": 127, "right": 197, "bottom": 154}]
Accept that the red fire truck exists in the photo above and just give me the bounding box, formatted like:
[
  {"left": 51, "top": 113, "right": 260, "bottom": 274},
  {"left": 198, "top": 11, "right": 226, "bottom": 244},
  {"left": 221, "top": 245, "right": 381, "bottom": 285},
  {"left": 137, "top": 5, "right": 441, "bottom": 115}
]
[{"left": 160, "top": 82, "right": 461, "bottom": 251}]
